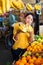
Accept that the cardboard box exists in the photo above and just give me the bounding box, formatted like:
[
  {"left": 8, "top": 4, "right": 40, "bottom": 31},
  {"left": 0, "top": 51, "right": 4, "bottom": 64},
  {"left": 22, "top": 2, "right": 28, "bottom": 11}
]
[
  {"left": 22, "top": 0, "right": 35, "bottom": 4},
  {"left": 39, "top": 25, "right": 43, "bottom": 35}
]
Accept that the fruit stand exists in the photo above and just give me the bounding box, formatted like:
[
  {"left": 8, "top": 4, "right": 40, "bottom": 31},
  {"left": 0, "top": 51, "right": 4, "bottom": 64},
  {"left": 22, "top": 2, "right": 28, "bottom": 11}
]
[
  {"left": 12, "top": 35, "right": 43, "bottom": 65},
  {"left": 0, "top": 0, "right": 41, "bottom": 35},
  {"left": 0, "top": 0, "right": 43, "bottom": 65}
]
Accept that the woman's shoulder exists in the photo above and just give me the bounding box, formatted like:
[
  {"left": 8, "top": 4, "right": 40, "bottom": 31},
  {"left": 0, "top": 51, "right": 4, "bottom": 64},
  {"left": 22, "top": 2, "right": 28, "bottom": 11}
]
[
  {"left": 29, "top": 25, "right": 33, "bottom": 29},
  {"left": 28, "top": 25, "right": 34, "bottom": 32},
  {"left": 12, "top": 22, "right": 19, "bottom": 27},
  {"left": 12, "top": 22, "right": 25, "bottom": 28}
]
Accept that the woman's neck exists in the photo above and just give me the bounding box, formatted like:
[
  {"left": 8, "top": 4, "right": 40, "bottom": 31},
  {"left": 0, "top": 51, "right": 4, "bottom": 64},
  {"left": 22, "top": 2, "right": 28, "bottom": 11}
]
[{"left": 26, "top": 23, "right": 30, "bottom": 26}]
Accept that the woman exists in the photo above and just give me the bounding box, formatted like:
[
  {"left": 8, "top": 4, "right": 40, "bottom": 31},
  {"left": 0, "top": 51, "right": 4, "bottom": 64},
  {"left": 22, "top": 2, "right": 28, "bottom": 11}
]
[{"left": 11, "top": 12, "right": 34, "bottom": 61}]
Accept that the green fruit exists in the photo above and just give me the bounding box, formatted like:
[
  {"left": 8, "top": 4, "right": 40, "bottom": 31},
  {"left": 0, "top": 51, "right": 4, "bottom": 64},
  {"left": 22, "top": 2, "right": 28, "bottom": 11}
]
[
  {"left": 22, "top": 51, "right": 27, "bottom": 57},
  {"left": 38, "top": 38, "right": 41, "bottom": 42},
  {"left": 28, "top": 51, "right": 32, "bottom": 55},
  {"left": 35, "top": 35, "right": 40, "bottom": 41}
]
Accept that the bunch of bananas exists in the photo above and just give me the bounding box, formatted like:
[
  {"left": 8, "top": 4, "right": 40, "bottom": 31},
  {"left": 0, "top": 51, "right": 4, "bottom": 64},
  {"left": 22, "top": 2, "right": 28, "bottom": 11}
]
[
  {"left": 10, "top": 0, "right": 18, "bottom": 10},
  {"left": 0, "top": 6, "right": 3, "bottom": 15},
  {"left": 0, "top": 0, "right": 41, "bottom": 15},
  {"left": 34, "top": 4, "right": 41, "bottom": 10},
  {"left": 10, "top": 0, "right": 25, "bottom": 10},
  {"left": 0, "top": 0, "right": 10, "bottom": 15},
  {"left": 26, "top": 3, "right": 34, "bottom": 11}
]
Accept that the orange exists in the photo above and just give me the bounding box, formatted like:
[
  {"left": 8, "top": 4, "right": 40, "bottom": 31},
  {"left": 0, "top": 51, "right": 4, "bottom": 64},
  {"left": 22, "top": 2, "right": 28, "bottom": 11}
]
[
  {"left": 22, "top": 57, "right": 26, "bottom": 60},
  {"left": 25, "top": 63, "right": 29, "bottom": 65},
  {"left": 29, "top": 59, "right": 34, "bottom": 64},
  {"left": 21, "top": 57, "right": 27, "bottom": 64},
  {"left": 34, "top": 58, "right": 41, "bottom": 65},
  {"left": 32, "top": 49, "right": 35, "bottom": 52},
  {"left": 15, "top": 60, "right": 20, "bottom": 65},
  {"left": 19, "top": 62, "right": 24, "bottom": 65},
  {"left": 32, "top": 56, "right": 36, "bottom": 61},
  {"left": 21, "top": 59, "right": 27, "bottom": 64},
  {"left": 40, "top": 58, "right": 43, "bottom": 64},
  {"left": 30, "top": 63, "right": 34, "bottom": 65},
  {"left": 27, "top": 46, "right": 31, "bottom": 51},
  {"left": 26, "top": 56, "right": 31, "bottom": 61}
]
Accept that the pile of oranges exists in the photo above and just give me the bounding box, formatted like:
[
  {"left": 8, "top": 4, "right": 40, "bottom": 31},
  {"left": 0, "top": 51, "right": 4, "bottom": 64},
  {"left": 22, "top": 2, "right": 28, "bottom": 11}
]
[
  {"left": 27, "top": 41, "right": 43, "bottom": 52},
  {"left": 15, "top": 56, "right": 43, "bottom": 65}
]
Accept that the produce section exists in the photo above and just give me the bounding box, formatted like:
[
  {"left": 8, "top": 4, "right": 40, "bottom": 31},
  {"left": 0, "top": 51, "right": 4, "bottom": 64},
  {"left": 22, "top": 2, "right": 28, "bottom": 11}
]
[
  {"left": 0, "top": 0, "right": 43, "bottom": 65},
  {"left": 27, "top": 39, "right": 43, "bottom": 52},
  {"left": 14, "top": 55, "right": 43, "bottom": 65},
  {"left": 0, "top": 0, "right": 41, "bottom": 15},
  {"left": 12, "top": 35, "right": 43, "bottom": 65}
]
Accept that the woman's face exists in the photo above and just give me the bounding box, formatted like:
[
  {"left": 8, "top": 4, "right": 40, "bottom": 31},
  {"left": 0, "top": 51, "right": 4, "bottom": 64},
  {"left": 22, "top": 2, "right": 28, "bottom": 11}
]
[{"left": 25, "top": 14, "right": 33, "bottom": 25}]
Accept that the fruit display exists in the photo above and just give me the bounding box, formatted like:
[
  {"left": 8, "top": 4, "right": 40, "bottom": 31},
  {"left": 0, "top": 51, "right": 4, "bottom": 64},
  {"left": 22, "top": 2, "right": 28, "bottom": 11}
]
[
  {"left": 10, "top": 0, "right": 25, "bottom": 10},
  {"left": 35, "top": 35, "right": 43, "bottom": 41},
  {"left": 5, "top": 0, "right": 10, "bottom": 12},
  {"left": 27, "top": 39, "right": 43, "bottom": 52},
  {"left": 26, "top": 35, "right": 43, "bottom": 52},
  {"left": 10, "top": 1, "right": 18, "bottom": 10},
  {"left": 22, "top": 50, "right": 43, "bottom": 57},
  {"left": 0, "top": 0, "right": 25, "bottom": 15},
  {"left": 12, "top": 35, "right": 43, "bottom": 65},
  {"left": 0, "top": 6, "right": 3, "bottom": 15},
  {"left": 11, "top": 1, "right": 41, "bottom": 11},
  {"left": 14, "top": 56, "right": 43, "bottom": 65},
  {"left": 0, "top": 0, "right": 42, "bottom": 15},
  {"left": 34, "top": 3, "right": 41, "bottom": 10},
  {"left": 0, "top": 0, "right": 10, "bottom": 15},
  {"left": 26, "top": 3, "right": 34, "bottom": 11}
]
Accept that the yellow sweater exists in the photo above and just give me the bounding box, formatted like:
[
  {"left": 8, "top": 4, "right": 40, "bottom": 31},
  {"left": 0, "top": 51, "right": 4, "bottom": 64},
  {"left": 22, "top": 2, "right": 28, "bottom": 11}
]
[{"left": 12, "top": 22, "right": 34, "bottom": 50}]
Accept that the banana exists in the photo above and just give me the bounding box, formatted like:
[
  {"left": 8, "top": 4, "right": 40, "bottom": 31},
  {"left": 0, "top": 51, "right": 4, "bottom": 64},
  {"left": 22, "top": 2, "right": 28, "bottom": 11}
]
[
  {"left": 12, "top": 1, "right": 20, "bottom": 10},
  {"left": 1, "top": 0, "right": 6, "bottom": 14},
  {"left": 11, "top": 2, "right": 18, "bottom": 10},
  {"left": 34, "top": 4, "right": 41, "bottom": 10},
  {"left": 0, "top": 0, "right": 10, "bottom": 15},
  {"left": 5, "top": 0, "right": 10, "bottom": 12},
  {"left": 10, "top": 0, "right": 13, "bottom": 7},
  {"left": 0, "top": 7, "right": 3, "bottom": 15},
  {"left": 12, "top": 0, "right": 25, "bottom": 10},
  {"left": 26, "top": 3, "right": 34, "bottom": 11},
  {"left": 0, "top": 0, "right": 2, "bottom": 15},
  {"left": 17, "top": 0, "right": 25, "bottom": 10}
]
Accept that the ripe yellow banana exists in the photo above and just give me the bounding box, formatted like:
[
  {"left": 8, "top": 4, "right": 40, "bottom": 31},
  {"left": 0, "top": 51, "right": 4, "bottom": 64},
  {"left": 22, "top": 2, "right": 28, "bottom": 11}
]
[
  {"left": 17, "top": 0, "right": 25, "bottom": 10},
  {"left": 0, "top": 0, "right": 3, "bottom": 15},
  {"left": 34, "top": 4, "right": 41, "bottom": 10},
  {"left": 5, "top": 0, "right": 10, "bottom": 12},
  {"left": 0, "top": 0, "right": 2, "bottom": 6},
  {"left": 0, "top": 0, "right": 11, "bottom": 15},
  {"left": 20, "top": 1, "right": 25, "bottom": 9},
  {"left": 11, "top": 2, "right": 18, "bottom": 10},
  {"left": 12, "top": 1, "right": 20, "bottom": 10},
  {"left": 0, "top": 7, "right": 3, "bottom": 15},
  {"left": 1, "top": 0, "right": 6, "bottom": 14},
  {"left": 26, "top": 3, "right": 34, "bottom": 11},
  {"left": 12, "top": 0, "right": 25, "bottom": 10}
]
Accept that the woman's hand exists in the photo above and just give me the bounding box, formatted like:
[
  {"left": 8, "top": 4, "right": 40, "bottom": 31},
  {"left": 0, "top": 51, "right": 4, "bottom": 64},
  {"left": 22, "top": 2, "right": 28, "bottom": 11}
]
[
  {"left": 13, "top": 33, "right": 19, "bottom": 41},
  {"left": 29, "top": 32, "right": 34, "bottom": 43},
  {"left": 15, "top": 33, "right": 19, "bottom": 40}
]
